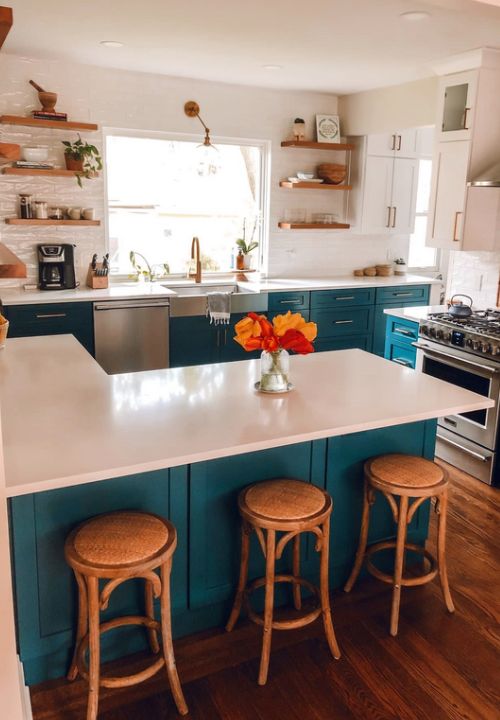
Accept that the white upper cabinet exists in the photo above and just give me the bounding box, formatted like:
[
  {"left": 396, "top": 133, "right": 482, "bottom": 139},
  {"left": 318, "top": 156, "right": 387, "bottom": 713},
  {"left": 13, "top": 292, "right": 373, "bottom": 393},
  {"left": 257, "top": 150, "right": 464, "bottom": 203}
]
[
  {"left": 366, "top": 129, "right": 418, "bottom": 158},
  {"left": 427, "top": 141, "right": 470, "bottom": 249},
  {"left": 437, "top": 71, "right": 477, "bottom": 143},
  {"left": 360, "top": 154, "right": 417, "bottom": 235}
]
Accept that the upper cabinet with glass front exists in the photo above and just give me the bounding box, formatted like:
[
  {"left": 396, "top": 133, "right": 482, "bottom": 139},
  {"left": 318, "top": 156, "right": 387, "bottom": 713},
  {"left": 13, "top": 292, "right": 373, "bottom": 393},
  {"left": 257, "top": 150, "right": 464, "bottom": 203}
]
[{"left": 437, "top": 71, "right": 477, "bottom": 142}]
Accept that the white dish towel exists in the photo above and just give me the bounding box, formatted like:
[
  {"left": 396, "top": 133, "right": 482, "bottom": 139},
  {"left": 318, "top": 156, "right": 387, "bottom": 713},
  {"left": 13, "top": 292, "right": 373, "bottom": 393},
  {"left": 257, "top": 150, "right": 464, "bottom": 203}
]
[{"left": 206, "top": 292, "right": 231, "bottom": 325}]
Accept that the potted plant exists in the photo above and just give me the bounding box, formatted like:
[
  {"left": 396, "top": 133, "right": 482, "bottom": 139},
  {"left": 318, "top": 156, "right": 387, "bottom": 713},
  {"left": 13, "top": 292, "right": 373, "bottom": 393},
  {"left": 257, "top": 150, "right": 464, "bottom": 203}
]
[
  {"left": 394, "top": 257, "right": 407, "bottom": 276},
  {"left": 62, "top": 135, "right": 102, "bottom": 187},
  {"left": 236, "top": 219, "right": 259, "bottom": 269}
]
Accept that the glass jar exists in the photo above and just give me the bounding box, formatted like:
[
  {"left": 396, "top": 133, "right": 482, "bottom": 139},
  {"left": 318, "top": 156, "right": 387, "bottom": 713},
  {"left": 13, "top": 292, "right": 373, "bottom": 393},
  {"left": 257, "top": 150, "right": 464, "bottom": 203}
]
[{"left": 259, "top": 349, "right": 290, "bottom": 393}]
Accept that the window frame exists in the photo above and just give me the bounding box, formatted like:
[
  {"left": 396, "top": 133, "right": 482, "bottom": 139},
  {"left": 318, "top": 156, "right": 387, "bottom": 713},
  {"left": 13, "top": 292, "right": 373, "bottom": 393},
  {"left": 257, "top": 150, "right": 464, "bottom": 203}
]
[
  {"left": 407, "top": 153, "right": 440, "bottom": 275},
  {"left": 102, "top": 127, "right": 271, "bottom": 279}
]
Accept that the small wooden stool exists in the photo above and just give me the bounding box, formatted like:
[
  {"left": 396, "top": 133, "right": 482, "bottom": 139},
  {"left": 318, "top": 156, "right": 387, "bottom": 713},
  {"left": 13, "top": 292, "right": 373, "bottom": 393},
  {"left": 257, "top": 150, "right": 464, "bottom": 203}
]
[
  {"left": 344, "top": 454, "right": 454, "bottom": 636},
  {"left": 65, "top": 511, "right": 188, "bottom": 719},
  {"left": 226, "top": 478, "right": 341, "bottom": 685}
]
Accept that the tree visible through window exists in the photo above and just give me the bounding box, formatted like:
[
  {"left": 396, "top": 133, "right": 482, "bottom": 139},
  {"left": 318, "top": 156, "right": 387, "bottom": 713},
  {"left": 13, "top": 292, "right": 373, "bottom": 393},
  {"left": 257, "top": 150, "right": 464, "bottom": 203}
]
[
  {"left": 408, "top": 158, "right": 438, "bottom": 270},
  {"left": 105, "top": 134, "right": 264, "bottom": 277}
]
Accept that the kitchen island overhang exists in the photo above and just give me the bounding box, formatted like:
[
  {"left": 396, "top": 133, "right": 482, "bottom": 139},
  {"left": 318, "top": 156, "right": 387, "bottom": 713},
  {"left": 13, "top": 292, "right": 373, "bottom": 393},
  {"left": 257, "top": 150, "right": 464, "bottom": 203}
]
[{"left": 0, "top": 336, "right": 494, "bottom": 686}]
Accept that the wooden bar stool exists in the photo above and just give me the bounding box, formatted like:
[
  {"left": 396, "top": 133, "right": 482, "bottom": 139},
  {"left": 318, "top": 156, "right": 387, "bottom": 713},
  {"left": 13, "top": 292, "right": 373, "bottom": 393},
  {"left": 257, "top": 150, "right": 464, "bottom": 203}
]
[
  {"left": 344, "top": 454, "right": 454, "bottom": 636},
  {"left": 65, "top": 511, "right": 188, "bottom": 719},
  {"left": 226, "top": 478, "right": 341, "bottom": 685}
]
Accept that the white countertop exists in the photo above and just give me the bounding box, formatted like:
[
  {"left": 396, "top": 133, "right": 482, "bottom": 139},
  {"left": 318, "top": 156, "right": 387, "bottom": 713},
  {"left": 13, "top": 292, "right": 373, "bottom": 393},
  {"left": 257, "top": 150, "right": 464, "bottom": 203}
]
[
  {"left": 383, "top": 305, "right": 447, "bottom": 322},
  {"left": 0, "top": 335, "right": 492, "bottom": 497},
  {"left": 0, "top": 273, "right": 438, "bottom": 306}
]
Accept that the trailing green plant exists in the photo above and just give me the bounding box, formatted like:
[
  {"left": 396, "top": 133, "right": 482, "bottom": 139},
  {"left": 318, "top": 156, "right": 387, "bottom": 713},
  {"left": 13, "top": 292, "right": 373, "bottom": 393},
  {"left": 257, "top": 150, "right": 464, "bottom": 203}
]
[{"left": 62, "top": 135, "right": 103, "bottom": 187}]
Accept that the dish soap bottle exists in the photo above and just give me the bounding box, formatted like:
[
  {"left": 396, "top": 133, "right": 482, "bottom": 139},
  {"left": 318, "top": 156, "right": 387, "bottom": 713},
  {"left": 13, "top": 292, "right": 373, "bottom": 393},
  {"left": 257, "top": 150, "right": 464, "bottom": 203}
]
[{"left": 236, "top": 249, "right": 245, "bottom": 270}]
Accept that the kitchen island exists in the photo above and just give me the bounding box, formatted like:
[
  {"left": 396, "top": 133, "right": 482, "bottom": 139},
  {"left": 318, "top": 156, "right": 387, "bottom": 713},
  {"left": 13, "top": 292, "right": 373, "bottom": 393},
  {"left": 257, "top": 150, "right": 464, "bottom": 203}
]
[{"left": 0, "top": 336, "right": 493, "bottom": 693}]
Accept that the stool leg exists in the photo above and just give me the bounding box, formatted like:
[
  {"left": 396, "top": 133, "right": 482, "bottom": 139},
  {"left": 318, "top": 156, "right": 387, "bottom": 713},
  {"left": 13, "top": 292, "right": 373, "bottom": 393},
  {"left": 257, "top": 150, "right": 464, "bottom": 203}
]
[
  {"left": 258, "top": 529, "right": 276, "bottom": 686},
  {"left": 67, "top": 569, "right": 88, "bottom": 681},
  {"left": 436, "top": 490, "right": 455, "bottom": 613},
  {"left": 226, "top": 521, "right": 251, "bottom": 632},
  {"left": 145, "top": 578, "right": 160, "bottom": 654},
  {"left": 292, "top": 534, "right": 302, "bottom": 611},
  {"left": 319, "top": 518, "right": 341, "bottom": 659},
  {"left": 390, "top": 495, "right": 408, "bottom": 637},
  {"left": 86, "top": 576, "right": 100, "bottom": 720},
  {"left": 344, "top": 477, "right": 372, "bottom": 592},
  {"left": 160, "top": 559, "right": 188, "bottom": 716}
]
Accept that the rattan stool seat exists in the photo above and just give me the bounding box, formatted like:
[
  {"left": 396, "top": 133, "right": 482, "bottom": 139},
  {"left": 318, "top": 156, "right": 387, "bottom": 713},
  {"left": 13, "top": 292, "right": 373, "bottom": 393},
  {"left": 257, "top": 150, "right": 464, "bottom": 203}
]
[
  {"left": 70, "top": 512, "right": 171, "bottom": 568},
  {"left": 367, "top": 454, "right": 445, "bottom": 490},
  {"left": 242, "top": 478, "right": 328, "bottom": 522}
]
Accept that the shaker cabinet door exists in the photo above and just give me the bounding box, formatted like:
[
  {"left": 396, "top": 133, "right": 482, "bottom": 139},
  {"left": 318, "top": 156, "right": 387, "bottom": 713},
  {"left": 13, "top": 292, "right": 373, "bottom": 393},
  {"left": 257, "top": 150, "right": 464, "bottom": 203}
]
[
  {"left": 391, "top": 158, "right": 418, "bottom": 235},
  {"left": 427, "top": 141, "right": 470, "bottom": 249},
  {"left": 361, "top": 156, "right": 394, "bottom": 234}
]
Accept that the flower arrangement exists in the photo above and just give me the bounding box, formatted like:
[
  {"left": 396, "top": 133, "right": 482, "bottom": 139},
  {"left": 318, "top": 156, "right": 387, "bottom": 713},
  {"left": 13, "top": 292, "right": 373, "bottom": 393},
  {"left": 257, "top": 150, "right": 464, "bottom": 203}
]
[
  {"left": 234, "top": 311, "right": 317, "bottom": 353},
  {"left": 234, "top": 311, "right": 317, "bottom": 392}
]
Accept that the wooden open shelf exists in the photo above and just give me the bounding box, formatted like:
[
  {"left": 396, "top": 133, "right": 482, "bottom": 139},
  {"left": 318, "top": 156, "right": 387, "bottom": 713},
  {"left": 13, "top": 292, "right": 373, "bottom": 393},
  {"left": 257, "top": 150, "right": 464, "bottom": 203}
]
[
  {"left": 2, "top": 167, "right": 98, "bottom": 178},
  {"left": 0, "top": 7, "right": 13, "bottom": 50},
  {"left": 281, "top": 140, "right": 354, "bottom": 151},
  {"left": 0, "top": 115, "right": 98, "bottom": 132},
  {"left": 278, "top": 222, "right": 350, "bottom": 230},
  {"left": 0, "top": 143, "right": 20, "bottom": 165},
  {"left": 5, "top": 218, "right": 100, "bottom": 227},
  {"left": 280, "top": 180, "right": 352, "bottom": 191}
]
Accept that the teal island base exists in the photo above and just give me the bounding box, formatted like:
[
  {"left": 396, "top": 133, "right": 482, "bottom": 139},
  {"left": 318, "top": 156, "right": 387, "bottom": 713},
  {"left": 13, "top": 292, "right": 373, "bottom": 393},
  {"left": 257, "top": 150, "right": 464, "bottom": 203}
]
[{"left": 9, "top": 419, "right": 436, "bottom": 686}]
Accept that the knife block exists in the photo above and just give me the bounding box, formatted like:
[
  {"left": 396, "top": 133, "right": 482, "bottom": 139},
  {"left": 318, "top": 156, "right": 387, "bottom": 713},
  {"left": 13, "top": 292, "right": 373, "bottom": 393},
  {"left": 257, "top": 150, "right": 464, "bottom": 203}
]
[{"left": 86, "top": 263, "right": 109, "bottom": 289}]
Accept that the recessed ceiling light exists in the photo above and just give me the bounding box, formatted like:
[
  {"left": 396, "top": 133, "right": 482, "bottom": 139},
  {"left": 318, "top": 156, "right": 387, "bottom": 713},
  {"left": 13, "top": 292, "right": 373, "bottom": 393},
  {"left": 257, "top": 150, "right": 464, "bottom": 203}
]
[
  {"left": 262, "top": 64, "right": 283, "bottom": 71},
  {"left": 100, "top": 40, "right": 124, "bottom": 48},
  {"left": 399, "top": 10, "right": 431, "bottom": 21}
]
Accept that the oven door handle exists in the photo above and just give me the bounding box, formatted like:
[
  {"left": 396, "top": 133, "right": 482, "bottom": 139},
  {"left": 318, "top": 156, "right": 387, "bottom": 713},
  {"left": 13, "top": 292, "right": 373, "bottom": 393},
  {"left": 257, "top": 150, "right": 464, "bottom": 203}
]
[
  {"left": 412, "top": 342, "right": 500, "bottom": 376},
  {"left": 437, "top": 433, "right": 491, "bottom": 462}
]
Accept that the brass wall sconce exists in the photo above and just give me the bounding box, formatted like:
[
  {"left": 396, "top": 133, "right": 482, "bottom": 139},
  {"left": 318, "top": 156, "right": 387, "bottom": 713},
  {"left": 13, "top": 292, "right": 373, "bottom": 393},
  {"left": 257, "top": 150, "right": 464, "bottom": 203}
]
[{"left": 184, "top": 100, "right": 219, "bottom": 176}]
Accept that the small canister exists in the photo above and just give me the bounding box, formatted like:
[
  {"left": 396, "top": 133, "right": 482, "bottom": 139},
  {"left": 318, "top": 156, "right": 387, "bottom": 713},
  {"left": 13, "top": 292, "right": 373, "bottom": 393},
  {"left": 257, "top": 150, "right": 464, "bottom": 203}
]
[
  {"left": 19, "top": 193, "right": 33, "bottom": 219},
  {"left": 34, "top": 201, "right": 48, "bottom": 219}
]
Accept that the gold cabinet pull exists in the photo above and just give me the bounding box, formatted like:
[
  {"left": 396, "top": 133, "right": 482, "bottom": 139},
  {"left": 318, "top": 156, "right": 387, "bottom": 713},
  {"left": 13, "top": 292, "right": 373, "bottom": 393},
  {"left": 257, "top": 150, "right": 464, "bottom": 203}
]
[
  {"left": 453, "top": 211, "right": 463, "bottom": 242},
  {"left": 463, "top": 107, "right": 470, "bottom": 130},
  {"left": 386, "top": 206, "right": 392, "bottom": 228},
  {"left": 391, "top": 206, "right": 397, "bottom": 228},
  {"left": 390, "top": 134, "right": 396, "bottom": 151},
  {"left": 396, "top": 135, "right": 402, "bottom": 151}
]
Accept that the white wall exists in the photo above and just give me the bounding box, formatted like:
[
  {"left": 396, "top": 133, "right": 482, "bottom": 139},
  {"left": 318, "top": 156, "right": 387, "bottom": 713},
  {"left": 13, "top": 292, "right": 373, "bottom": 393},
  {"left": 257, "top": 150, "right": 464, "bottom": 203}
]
[
  {"left": 0, "top": 53, "right": 410, "bottom": 286},
  {"left": 339, "top": 77, "right": 438, "bottom": 135}
]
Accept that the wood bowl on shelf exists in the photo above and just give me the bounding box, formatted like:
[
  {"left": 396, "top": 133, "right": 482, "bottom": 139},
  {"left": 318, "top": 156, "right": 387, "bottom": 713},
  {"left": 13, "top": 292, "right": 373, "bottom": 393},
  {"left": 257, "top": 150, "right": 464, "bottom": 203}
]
[{"left": 317, "top": 163, "right": 347, "bottom": 185}]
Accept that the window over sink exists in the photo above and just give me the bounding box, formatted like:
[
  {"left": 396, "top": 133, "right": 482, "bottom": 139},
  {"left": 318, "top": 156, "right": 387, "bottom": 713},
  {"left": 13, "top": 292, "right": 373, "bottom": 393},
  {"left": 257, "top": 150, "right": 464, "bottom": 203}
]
[{"left": 105, "top": 131, "right": 268, "bottom": 278}]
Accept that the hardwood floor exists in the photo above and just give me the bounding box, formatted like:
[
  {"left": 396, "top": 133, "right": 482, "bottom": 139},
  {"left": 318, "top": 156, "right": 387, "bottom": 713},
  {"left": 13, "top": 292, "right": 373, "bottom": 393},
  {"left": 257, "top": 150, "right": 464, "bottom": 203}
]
[{"left": 30, "top": 462, "right": 500, "bottom": 720}]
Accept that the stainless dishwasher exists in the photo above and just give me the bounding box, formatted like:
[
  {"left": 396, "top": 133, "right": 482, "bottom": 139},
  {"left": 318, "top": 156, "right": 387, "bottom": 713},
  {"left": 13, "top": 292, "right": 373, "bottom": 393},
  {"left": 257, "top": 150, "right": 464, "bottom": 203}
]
[{"left": 94, "top": 299, "right": 170, "bottom": 374}]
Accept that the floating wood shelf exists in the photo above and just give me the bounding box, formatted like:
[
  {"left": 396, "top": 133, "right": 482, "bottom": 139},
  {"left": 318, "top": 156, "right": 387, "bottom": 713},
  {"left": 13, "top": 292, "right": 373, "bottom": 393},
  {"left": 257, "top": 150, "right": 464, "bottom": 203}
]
[
  {"left": 0, "top": 241, "right": 27, "bottom": 278},
  {"left": 5, "top": 218, "right": 100, "bottom": 226},
  {"left": 0, "top": 115, "right": 98, "bottom": 132},
  {"left": 2, "top": 167, "right": 98, "bottom": 178},
  {"left": 278, "top": 222, "right": 350, "bottom": 230},
  {"left": 0, "top": 143, "right": 20, "bottom": 165},
  {"left": 281, "top": 141, "right": 354, "bottom": 151},
  {"left": 279, "top": 181, "right": 352, "bottom": 191},
  {"left": 0, "top": 7, "right": 13, "bottom": 50}
]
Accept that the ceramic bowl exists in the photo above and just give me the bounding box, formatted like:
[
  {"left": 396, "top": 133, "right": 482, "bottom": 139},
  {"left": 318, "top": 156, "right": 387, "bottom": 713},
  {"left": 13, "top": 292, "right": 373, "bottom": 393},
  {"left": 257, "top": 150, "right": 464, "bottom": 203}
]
[{"left": 22, "top": 146, "right": 49, "bottom": 162}]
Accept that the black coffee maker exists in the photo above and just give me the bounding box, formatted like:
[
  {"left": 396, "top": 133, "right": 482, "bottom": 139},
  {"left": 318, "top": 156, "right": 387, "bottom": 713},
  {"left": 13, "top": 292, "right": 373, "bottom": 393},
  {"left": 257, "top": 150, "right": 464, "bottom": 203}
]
[{"left": 38, "top": 244, "right": 77, "bottom": 290}]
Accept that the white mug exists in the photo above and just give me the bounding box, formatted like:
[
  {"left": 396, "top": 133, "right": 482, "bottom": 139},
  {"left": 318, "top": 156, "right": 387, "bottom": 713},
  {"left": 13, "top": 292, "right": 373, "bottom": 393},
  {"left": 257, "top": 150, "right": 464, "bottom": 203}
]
[{"left": 82, "top": 208, "right": 95, "bottom": 220}]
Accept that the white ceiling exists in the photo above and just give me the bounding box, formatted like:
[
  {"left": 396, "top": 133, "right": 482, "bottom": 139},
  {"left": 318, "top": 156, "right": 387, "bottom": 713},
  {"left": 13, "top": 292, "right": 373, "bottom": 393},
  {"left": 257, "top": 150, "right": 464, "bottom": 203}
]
[{"left": 4, "top": 0, "right": 500, "bottom": 95}]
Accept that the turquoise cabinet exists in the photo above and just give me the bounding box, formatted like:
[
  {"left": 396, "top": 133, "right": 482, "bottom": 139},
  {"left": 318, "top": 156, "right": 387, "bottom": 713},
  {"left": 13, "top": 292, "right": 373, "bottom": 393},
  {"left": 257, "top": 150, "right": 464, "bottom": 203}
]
[
  {"left": 170, "top": 314, "right": 257, "bottom": 367},
  {"left": 311, "top": 288, "right": 375, "bottom": 308},
  {"left": 311, "top": 306, "right": 374, "bottom": 339},
  {"left": 268, "top": 291, "right": 310, "bottom": 314},
  {"left": 384, "top": 314, "right": 420, "bottom": 369},
  {"left": 372, "top": 285, "right": 429, "bottom": 356},
  {"left": 3, "top": 302, "right": 94, "bottom": 355}
]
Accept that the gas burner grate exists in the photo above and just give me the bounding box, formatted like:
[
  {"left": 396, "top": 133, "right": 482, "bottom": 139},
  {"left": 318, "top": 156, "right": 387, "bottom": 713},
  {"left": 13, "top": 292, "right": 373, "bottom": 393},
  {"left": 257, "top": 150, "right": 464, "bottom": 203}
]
[{"left": 427, "top": 310, "right": 500, "bottom": 338}]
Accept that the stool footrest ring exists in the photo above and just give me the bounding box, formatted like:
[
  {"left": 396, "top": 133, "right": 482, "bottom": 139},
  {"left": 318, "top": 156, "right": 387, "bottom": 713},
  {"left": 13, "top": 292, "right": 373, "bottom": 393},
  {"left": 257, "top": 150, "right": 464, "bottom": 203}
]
[
  {"left": 365, "top": 541, "right": 438, "bottom": 587},
  {"left": 244, "top": 574, "right": 321, "bottom": 630},
  {"left": 77, "top": 615, "right": 165, "bottom": 689}
]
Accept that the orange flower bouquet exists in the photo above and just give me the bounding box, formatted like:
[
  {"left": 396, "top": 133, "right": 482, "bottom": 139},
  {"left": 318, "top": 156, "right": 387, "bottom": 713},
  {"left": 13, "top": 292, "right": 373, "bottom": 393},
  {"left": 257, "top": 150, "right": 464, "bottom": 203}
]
[{"left": 234, "top": 311, "right": 317, "bottom": 392}]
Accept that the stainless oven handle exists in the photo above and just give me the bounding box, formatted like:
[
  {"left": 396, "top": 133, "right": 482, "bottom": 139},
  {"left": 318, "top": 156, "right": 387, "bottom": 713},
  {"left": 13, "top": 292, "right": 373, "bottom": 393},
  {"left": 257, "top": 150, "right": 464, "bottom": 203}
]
[
  {"left": 437, "top": 433, "right": 490, "bottom": 462},
  {"left": 412, "top": 342, "right": 500, "bottom": 375}
]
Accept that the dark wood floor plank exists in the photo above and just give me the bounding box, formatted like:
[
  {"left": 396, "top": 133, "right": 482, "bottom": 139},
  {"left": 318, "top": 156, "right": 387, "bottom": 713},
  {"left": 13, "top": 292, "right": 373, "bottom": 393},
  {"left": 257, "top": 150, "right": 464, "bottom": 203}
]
[{"left": 29, "top": 462, "right": 500, "bottom": 720}]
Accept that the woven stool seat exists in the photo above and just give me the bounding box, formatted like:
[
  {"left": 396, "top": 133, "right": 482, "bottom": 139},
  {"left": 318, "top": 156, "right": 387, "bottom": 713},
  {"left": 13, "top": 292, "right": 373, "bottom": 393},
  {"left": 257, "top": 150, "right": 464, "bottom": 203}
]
[
  {"left": 242, "top": 479, "right": 329, "bottom": 522},
  {"left": 70, "top": 512, "right": 171, "bottom": 568},
  {"left": 367, "top": 454, "right": 445, "bottom": 492},
  {"left": 227, "top": 478, "right": 340, "bottom": 685},
  {"left": 344, "top": 454, "right": 454, "bottom": 637},
  {"left": 65, "top": 511, "right": 188, "bottom": 719}
]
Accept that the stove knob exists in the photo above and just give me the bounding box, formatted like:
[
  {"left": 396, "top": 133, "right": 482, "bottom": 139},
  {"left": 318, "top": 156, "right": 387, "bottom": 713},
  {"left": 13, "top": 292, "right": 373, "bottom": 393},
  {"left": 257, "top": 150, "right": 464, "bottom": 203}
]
[
  {"left": 482, "top": 343, "right": 492, "bottom": 354},
  {"left": 472, "top": 340, "right": 481, "bottom": 351},
  {"left": 429, "top": 327, "right": 437, "bottom": 338},
  {"left": 466, "top": 338, "right": 474, "bottom": 348},
  {"left": 443, "top": 332, "right": 452, "bottom": 343},
  {"left": 436, "top": 329, "right": 444, "bottom": 340},
  {"left": 420, "top": 325, "right": 429, "bottom": 336},
  {"left": 494, "top": 347, "right": 500, "bottom": 357}
]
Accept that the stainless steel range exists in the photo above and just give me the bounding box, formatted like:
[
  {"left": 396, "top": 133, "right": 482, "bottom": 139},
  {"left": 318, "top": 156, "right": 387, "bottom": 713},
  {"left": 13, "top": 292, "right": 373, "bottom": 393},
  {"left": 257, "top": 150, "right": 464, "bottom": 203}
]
[{"left": 415, "top": 309, "right": 500, "bottom": 485}]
